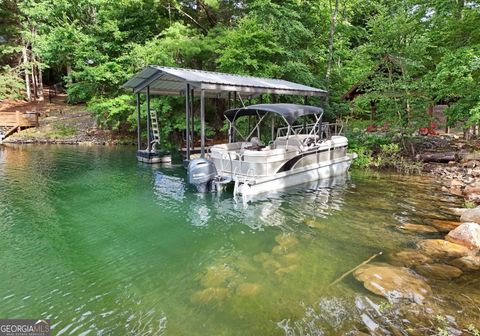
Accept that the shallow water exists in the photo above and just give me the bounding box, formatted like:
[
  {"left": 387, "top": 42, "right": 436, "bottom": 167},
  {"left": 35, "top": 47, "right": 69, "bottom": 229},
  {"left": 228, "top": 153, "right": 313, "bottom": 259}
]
[{"left": 0, "top": 145, "right": 478, "bottom": 335}]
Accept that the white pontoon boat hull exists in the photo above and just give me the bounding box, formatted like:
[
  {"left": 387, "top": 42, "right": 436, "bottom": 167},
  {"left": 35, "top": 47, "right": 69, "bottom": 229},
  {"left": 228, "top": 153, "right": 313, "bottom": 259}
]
[{"left": 233, "top": 154, "right": 355, "bottom": 196}]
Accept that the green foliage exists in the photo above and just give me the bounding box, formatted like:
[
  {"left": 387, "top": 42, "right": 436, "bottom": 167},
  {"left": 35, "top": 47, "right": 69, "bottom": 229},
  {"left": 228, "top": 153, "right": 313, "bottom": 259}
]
[
  {"left": 1, "top": 0, "right": 479, "bottom": 147},
  {"left": 348, "top": 129, "right": 423, "bottom": 173},
  {"left": 430, "top": 46, "right": 480, "bottom": 127},
  {"left": 467, "top": 324, "right": 480, "bottom": 336},
  {"left": 0, "top": 66, "right": 24, "bottom": 99},
  {"left": 88, "top": 94, "right": 135, "bottom": 130}
]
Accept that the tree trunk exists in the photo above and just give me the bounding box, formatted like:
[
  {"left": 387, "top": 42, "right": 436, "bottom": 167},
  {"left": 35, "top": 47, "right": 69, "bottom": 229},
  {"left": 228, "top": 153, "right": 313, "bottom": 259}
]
[
  {"left": 66, "top": 64, "right": 73, "bottom": 84},
  {"left": 22, "top": 44, "right": 31, "bottom": 102},
  {"left": 325, "top": 0, "right": 339, "bottom": 105},
  {"left": 31, "top": 60, "right": 38, "bottom": 102},
  {"left": 37, "top": 62, "right": 44, "bottom": 101}
]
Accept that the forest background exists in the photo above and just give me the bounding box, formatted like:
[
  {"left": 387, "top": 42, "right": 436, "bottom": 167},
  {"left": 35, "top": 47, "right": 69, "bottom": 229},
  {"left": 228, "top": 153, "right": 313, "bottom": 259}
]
[{"left": 0, "top": 0, "right": 479, "bottom": 146}]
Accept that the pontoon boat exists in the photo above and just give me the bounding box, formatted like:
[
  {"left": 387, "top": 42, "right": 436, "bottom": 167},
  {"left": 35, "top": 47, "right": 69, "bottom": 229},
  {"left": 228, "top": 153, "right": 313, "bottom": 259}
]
[{"left": 187, "top": 104, "right": 355, "bottom": 195}]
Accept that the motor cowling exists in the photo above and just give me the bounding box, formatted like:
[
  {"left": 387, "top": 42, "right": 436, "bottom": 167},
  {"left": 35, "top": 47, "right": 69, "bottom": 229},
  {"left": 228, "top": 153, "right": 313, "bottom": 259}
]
[{"left": 187, "top": 158, "right": 217, "bottom": 193}]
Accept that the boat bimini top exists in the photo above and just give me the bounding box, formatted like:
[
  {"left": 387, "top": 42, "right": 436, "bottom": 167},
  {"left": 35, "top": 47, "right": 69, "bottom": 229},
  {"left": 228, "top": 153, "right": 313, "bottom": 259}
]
[
  {"left": 223, "top": 103, "right": 326, "bottom": 146},
  {"left": 224, "top": 103, "right": 323, "bottom": 126}
]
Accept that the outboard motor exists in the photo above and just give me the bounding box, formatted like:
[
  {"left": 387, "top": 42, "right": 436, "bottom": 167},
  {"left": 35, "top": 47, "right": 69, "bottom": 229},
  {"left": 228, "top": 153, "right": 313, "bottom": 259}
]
[{"left": 188, "top": 158, "right": 217, "bottom": 193}]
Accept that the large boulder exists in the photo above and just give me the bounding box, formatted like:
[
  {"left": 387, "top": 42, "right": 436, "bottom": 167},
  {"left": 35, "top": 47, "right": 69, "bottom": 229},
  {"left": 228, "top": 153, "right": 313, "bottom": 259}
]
[
  {"left": 449, "top": 255, "right": 480, "bottom": 271},
  {"left": 463, "top": 182, "right": 480, "bottom": 204},
  {"left": 353, "top": 263, "right": 432, "bottom": 304},
  {"left": 389, "top": 249, "right": 432, "bottom": 267},
  {"left": 417, "top": 239, "right": 472, "bottom": 259},
  {"left": 446, "top": 222, "right": 480, "bottom": 250},
  {"left": 398, "top": 223, "right": 438, "bottom": 234},
  {"left": 430, "top": 219, "right": 462, "bottom": 232},
  {"left": 414, "top": 263, "right": 463, "bottom": 280},
  {"left": 460, "top": 206, "right": 480, "bottom": 223}
]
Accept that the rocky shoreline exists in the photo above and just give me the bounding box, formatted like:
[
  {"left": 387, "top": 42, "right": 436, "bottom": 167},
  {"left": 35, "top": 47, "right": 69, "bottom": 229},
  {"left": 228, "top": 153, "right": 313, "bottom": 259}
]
[
  {"left": 351, "top": 206, "right": 480, "bottom": 335},
  {"left": 349, "top": 135, "right": 480, "bottom": 334}
]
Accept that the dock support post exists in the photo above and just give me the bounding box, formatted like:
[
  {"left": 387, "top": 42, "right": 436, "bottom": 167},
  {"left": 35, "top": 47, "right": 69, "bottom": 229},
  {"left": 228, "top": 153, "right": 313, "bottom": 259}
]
[
  {"left": 303, "top": 96, "right": 308, "bottom": 132},
  {"left": 232, "top": 91, "right": 237, "bottom": 142},
  {"left": 190, "top": 88, "right": 195, "bottom": 152},
  {"left": 227, "top": 92, "right": 232, "bottom": 143},
  {"left": 185, "top": 83, "right": 191, "bottom": 161},
  {"left": 136, "top": 92, "right": 141, "bottom": 150},
  {"left": 271, "top": 114, "right": 275, "bottom": 141},
  {"left": 146, "top": 86, "right": 151, "bottom": 152},
  {"left": 200, "top": 89, "right": 205, "bottom": 158}
]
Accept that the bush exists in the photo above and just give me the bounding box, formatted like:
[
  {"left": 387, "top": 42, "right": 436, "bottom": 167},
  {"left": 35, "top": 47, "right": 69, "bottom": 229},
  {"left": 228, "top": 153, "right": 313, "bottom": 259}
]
[
  {"left": 348, "top": 129, "right": 423, "bottom": 174},
  {"left": 0, "top": 66, "right": 24, "bottom": 100}
]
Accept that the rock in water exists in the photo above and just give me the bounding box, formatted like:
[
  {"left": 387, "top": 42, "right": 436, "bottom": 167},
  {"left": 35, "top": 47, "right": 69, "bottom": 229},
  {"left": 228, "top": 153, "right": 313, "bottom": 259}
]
[
  {"left": 446, "top": 222, "right": 480, "bottom": 250},
  {"left": 389, "top": 249, "right": 432, "bottom": 267},
  {"left": 275, "top": 264, "right": 299, "bottom": 276},
  {"left": 353, "top": 263, "right": 432, "bottom": 304},
  {"left": 275, "top": 233, "right": 299, "bottom": 248},
  {"left": 303, "top": 219, "right": 326, "bottom": 229},
  {"left": 449, "top": 255, "right": 480, "bottom": 271},
  {"left": 447, "top": 208, "right": 469, "bottom": 216},
  {"left": 199, "top": 265, "right": 235, "bottom": 288},
  {"left": 417, "top": 239, "right": 471, "bottom": 259},
  {"left": 398, "top": 223, "right": 439, "bottom": 234},
  {"left": 414, "top": 263, "right": 463, "bottom": 280},
  {"left": 430, "top": 219, "right": 462, "bottom": 232},
  {"left": 236, "top": 283, "right": 261, "bottom": 297},
  {"left": 190, "top": 287, "right": 229, "bottom": 304},
  {"left": 463, "top": 183, "right": 480, "bottom": 204},
  {"left": 460, "top": 206, "right": 480, "bottom": 224}
]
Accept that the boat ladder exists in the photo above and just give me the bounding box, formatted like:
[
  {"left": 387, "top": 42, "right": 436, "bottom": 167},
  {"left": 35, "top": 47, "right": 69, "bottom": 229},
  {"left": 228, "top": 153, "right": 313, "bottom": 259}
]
[{"left": 150, "top": 110, "right": 160, "bottom": 147}]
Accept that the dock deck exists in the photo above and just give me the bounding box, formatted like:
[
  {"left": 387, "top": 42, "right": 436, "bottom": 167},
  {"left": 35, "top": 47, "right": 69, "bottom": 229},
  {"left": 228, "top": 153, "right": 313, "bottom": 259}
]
[{"left": 0, "top": 111, "right": 39, "bottom": 140}]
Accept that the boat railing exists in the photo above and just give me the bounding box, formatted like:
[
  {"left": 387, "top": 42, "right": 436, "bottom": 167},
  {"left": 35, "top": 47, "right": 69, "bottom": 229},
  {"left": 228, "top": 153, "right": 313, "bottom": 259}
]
[
  {"left": 322, "top": 123, "right": 345, "bottom": 139},
  {"left": 276, "top": 122, "right": 345, "bottom": 140}
]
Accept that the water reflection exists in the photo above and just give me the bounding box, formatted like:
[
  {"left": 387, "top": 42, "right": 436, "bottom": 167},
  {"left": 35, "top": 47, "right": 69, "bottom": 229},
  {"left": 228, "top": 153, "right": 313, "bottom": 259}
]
[
  {"left": 153, "top": 169, "right": 350, "bottom": 231},
  {"left": 153, "top": 171, "right": 186, "bottom": 202}
]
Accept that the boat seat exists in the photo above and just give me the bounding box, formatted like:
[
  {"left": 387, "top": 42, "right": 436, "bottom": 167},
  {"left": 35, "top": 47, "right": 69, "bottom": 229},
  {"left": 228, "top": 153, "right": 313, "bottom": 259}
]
[{"left": 274, "top": 135, "right": 319, "bottom": 148}]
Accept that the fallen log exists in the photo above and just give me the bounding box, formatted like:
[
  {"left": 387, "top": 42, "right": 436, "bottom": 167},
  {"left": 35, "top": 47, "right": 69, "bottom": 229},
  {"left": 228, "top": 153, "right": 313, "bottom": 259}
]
[{"left": 416, "top": 152, "right": 458, "bottom": 163}]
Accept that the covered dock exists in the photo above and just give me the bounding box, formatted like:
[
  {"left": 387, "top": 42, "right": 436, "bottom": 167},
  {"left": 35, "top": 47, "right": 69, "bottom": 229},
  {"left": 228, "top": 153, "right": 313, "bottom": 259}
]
[{"left": 122, "top": 66, "right": 327, "bottom": 163}]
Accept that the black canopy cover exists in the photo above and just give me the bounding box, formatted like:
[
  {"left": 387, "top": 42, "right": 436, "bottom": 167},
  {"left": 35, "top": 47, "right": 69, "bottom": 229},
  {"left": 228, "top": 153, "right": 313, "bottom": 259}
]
[{"left": 224, "top": 104, "right": 324, "bottom": 125}]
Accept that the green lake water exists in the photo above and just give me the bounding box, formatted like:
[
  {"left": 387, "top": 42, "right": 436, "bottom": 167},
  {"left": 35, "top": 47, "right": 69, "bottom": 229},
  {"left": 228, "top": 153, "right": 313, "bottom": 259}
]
[{"left": 0, "top": 145, "right": 479, "bottom": 335}]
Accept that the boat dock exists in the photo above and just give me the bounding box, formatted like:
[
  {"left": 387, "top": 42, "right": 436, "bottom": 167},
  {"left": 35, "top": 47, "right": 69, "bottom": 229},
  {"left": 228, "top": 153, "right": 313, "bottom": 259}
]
[{"left": 0, "top": 111, "right": 39, "bottom": 141}]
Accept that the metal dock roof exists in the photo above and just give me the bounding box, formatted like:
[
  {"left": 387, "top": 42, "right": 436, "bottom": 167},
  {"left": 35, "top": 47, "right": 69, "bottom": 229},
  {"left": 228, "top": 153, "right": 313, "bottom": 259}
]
[{"left": 122, "top": 65, "right": 327, "bottom": 97}]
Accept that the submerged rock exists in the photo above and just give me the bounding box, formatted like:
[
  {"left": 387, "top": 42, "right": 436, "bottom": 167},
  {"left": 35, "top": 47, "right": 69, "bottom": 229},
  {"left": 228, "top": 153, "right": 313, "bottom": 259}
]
[
  {"left": 417, "top": 239, "right": 471, "bottom": 259},
  {"left": 275, "top": 233, "right": 299, "bottom": 248},
  {"left": 235, "top": 283, "right": 261, "bottom": 297},
  {"left": 447, "top": 208, "right": 469, "bottom": 216},
  {"left": 199, "top": 265, "right": 235, "bottom": 288},
  {"left": 414, "top": 263, "right": 463, "bottom": 280},
  {"left": 190, "top": 287, "right": 229, "bottom": 304},
  {"left": 280, "top": 252, "right": 300, "bottom": 265},
  {"left": 262, "top": 259, "right": 282, "bottom": 272},
  {"left": 275, "top": 264, "right": 299, "bottom": 276},
  {"left": 272, "top": 245, "right": 289, "bottom": 255},
  {"left": 460, "top": 206, "right": 480, "bottom": 223},
  {"left": 398, "top": 223, "right": 438, "bottom": 234},
  {"left": 272, "top": 233, "right": 299, "bottom": 255},
  {"left": 430, "top": 219, "right": 462, "bottom": 232},
  {"left": 253, "top": 252, "right": 270, "bottom": 263},
  {"left": 449, "top": 255, "right": 480, "bottom": 271},
  {"left": 353, "top": 263, "right": 432, "bottom": 304},
  {"left": 390, "top": 249, "right": 432, "bottom": 267},
  {"left": 446, "top": 222, "right": 480, "bottom": 250},
  {"left": 303, "top": 219, "right": 326, "bottom": 229}
]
